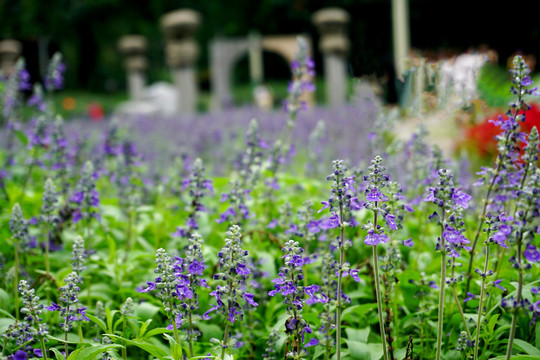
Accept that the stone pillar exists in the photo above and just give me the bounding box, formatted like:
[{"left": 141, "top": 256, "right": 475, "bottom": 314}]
[
  {"left": 161, "top": 9, "right": 201, "bottom": 115},
  {"left": 312, "top": 8, "right": 350, "bottom": 107},
  {"left": 0, "top": 39, "right": 22, "bottom": 77},
  {"left": 391, "top": 0, "right": 411, "bottom": 80},
  {"left": 248, "top": 32, "right": 263, "bottom": 85},
  {"left": 118, "top": 35, "right": 148, "bottom": 102}
]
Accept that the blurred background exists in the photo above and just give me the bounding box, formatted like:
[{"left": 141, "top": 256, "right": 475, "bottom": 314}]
[{"left": 1, "top": 0, "right": 540, "bottom": 115}]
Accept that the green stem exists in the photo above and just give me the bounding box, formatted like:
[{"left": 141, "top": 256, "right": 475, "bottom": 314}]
[
  {"left": 336, "top": 203, "right": 345, "bottom": 360},
  {"left": 505, "top": 235, "right": 524, "bottom": 359},
  {"left": 20, "top": 147, "right": 38, "bottom": 200},
  {"left": 14, "top": 240, "right": 19, "bottom": 320},
  {"left": 64, "top": 305, "right": 70, "bottom": 359},
  {"left": 221, "top": 322, "right": 231, "bottom": 360},
  {"left": 122, "top": 320, "right": 127, "bottom": 360},
  {"left": 474, "top": 245, "right": 490, "bottom": 360},
  {"left": 373, "top": 245, "right": 389, "bottom": 360},
  {"left": 45, "top": 222, "right": 50, "bottom": 276},
  {"left": 436, "top": 218, "right": 447, "bottom": 360},
  {"left": 78, "top": 323, "right": 83, "bottom": 343},
  {"left": 40, "top": 338, "right": 48, "bottom": 360},
  {"left": 451, "top": 287, "right": 472, "bottom": 342}
]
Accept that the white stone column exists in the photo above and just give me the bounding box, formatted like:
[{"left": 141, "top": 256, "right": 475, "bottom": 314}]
[
  {"left": 248, "top": 32, "right": 263, "bottom": 85},
  {"left": 312, "top": 8, "right": 350, "bottom": 107},
  {"left": 161, "top": 9, "right": 201, "bottom": 115},
  {"left": 118, "top": 35, "right": 148, "bottom": 102},
  {"left": 0, "top": 39, "right": 22, "bottom": 77},
  {"left": 391, "top": 0, "right": 411, "bottom": 80}
]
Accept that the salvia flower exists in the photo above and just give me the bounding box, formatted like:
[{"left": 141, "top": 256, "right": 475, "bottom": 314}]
[
  {"left": 269, "top": 240, "right": 319, "bottom": 355},
  {"left": 19, "top": 280, "right": 49, "bottom": 340},
  {"left": 10, "top": 204, "right": 29, "bottom": 244},
  {"left": 71, "top": 236, "right": 87, "bottom": 279},
  {"left": 45, "top": 52, "right": 66, "bottom": 91},
  {"left": 237, "top": 118, "right": 265, "bottom": 190},
  {"left": 71, "top": 161, "right": 100, "bottom": 223},
  {"left": 27, "top": 84, "right": 46, "bottom": 113},
  {"left": 138, "top": 248, "right": 182, "bottom": 330},
  {"left": 284, "top": 36, "right": 315, "bottom": 122},
  {"left": 204, "top": 225, "right": 258, "bottom": 323},
  {"left": 425, "top": 169, "right": 471, "bottom": 257},
  {"left": 321, "top": 159, "right": 356, "bottom": 232},
  {"left": 362, "top": 156, "right": 400, "bottom": 246},
  {"left": 173, "top": 233, "right": 208, "bottom": 347},
  {"left": 120, "top": 297, "right": 134, "bottom": 317},
  {"left": 174, "top": 158, "right": 213, "bottom": 238},
  {"left": 46, "top": 271, "right": 88, "bottom": 331},
  {"left": 217, "top": 181, "right": 251, "bottom": 225},
  {"left": 41, "top": 178, "right": 59, "bottom": 225}
]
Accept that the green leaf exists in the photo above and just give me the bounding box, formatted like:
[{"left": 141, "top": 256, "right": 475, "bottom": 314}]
[
  {"left": 513, "top": 339, "right": 540, "bottom": 356},
  {"left": 137, "top": 319, "right": 153, "bottom": 338},
  {"left": 86, "top": 314, "right": 107, "bottom": 333},
  {"left": 345, "top": 327, "right": 370, "bottom": 343},
  {"left": 487, "top": 314, "right": 500, "bottom": 336},
  {"left": 14, "top": 130, "right": 28, "bottom": 145},
  {"left": 50, "top": 347, "right": 65, "bottom": 360},
  {"left": 106, "top": 334, "right": 167, "bottom": 360},
  {"left": 345, "top": 340, "right": 370, "bottom": 359},
  {"left": 142, "top": 327, "right": 170, "bottom": 340},
  {"left": 490, "top": 356, "right": 540, "bottom": 360},
  {"left": 67, "top": 344, "right": 123, "bottom": 360}
]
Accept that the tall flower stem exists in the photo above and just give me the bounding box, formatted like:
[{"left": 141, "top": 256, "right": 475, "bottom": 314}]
[
  {"left": 474, "top": 244, "right": 490, "bottom": 360},
  {"left": 336, "top": 203, "right": 345, "bottom": 360},
  {"left": 505, "top": 234, "right": 524, "bottom": 359},
  {"left": 451, "top": 288, "right": 472, "bottom": 342},
  {"left": 220, "top": 322, "right": 231, "bottom": 360},
  {"left": 436, "top": 219, "right": 447, "bottom": 360},
  {"left": 14, "top": 240, "right": 19, "bottom": 320},
  {"left": 40, "top": 338, "right": 48, "bottom": 360},
  {"left": 373, "top": 245, "right": 389, "bottom": 360},
  {"left": 20, "top": 147, "right": 38, "bottom": 200},
  {"left": 64, "top": 305, "right": 70, "bottom": 357}
]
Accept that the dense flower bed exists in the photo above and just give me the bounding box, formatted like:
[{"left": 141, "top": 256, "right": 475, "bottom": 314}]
[{"left": 0, "top": 46, "right": 539, "bottom": 360}]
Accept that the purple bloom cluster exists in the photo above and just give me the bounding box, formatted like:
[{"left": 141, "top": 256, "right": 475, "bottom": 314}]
[
  {"left": 204, "top": 225, "right": 258, "bottom": 323},
  {"left": 284, "top": 36, "right": 315, "bottom": 120},
  {"left": 172, "top": 233, "right": 208, "bottom": 341},
  {"left": 71, "top": 161, "right": 100, "bottom": 223},
  {"left": 321, "top": 159, "right": 358, "bottom": 233},
  {"left": 269, "top": 239, "right": 319, "bottom": 354},
  {"left": 425, "top": 169, "right": 471, "bottom": 257},
  {"left": 174, "top": 158, "right": 213, "bottom": 238},
  {"left": 45, "top": 52, "right": 66, "bottom": 91},
  {"left": 46, "top": 271, "right": 88, "bottom": 331},
  {"left": 363, "top": 156, "right": 401, "bottom": 246},
  {"left": 217, "top": 181, "right": 251, "bottom": 225},
  {"left": 138, "top": 248, "right": 183, "bottom": 330}
]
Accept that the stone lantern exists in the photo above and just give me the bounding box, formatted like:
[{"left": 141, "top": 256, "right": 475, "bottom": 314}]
[
  {"left": 118, "top": 35, "right": 148, "bottom": 102},
  {"left": 0, "top": 39, "right": 22, "bottom": 77},
  {"left": 161, "top": 9, "right": 201, "bottom": 115},
  {"left": 312, "top": 8, "right": 350, "bottom": 106}
]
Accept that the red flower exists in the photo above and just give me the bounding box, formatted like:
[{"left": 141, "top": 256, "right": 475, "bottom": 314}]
[{"left": 464, "top": 103, "right": 540, "bottom": 159}]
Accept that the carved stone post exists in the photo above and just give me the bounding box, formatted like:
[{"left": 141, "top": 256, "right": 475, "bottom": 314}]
[
  {"left": 118, "top": 35, "right": 148, "bottom": 102},
  {"left": 0, "top": 39, "right": 22, "bottom": 77},
  {"left": 391, "top": 0, "right": 411, "bottom": 80},
  {"left": 312, "top": 8, "right": 350, "bottom": 106},
  {"left": 161, "top": 9, "right": 201, "bottom": 115}
]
